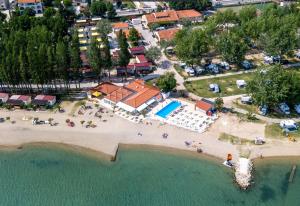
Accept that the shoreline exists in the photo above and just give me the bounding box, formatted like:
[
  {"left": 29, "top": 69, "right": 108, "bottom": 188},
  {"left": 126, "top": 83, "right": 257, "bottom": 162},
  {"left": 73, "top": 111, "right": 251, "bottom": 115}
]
[
  {"left": 1, "top": 106, "right": 300, "bottom": 166},
  {"left": 1, "top": 141, "right": 300, "bottom": 168}
]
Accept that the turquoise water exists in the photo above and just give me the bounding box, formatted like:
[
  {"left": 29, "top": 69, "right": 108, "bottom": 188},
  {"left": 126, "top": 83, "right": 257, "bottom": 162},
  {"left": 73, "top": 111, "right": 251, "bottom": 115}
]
[
  {"left": 0, "top": 146, "right": 299, "bottom": 206},
  {"left": 156, "top": 101, "right": 181, "bottom": 118}
]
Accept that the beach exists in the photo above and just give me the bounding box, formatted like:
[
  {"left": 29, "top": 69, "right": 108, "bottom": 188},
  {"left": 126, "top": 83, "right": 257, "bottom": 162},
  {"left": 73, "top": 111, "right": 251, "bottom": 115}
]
[{"left": 0, "top": 102, "right": 300, "bottom": 162}]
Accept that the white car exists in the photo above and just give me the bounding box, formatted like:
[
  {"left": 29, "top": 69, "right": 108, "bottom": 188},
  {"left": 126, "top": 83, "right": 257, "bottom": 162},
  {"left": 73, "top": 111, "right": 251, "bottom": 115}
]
[
  {"left": 209, "top": 83, "right": 220, "bottom": 93},
  {"left": 185, "top": 67, "right": 195, "bottom": 76},
  {"left": 294, "top": 104, "right": 300, "bottom": 114},
  {"left": 280, "top": 120, "right": 298, "bottom": 131},
  {"left": 241, "top": 96, "right": 252, "bottom": 104},
  {"left": 279, "top": 103, "right": 290, "bottom": 115}
]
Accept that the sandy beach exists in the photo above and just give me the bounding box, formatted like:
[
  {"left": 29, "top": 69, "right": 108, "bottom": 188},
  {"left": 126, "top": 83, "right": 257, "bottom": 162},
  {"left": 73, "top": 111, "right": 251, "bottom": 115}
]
[{"left": 0, "top": 102, "right": 300, "bottom": 163}]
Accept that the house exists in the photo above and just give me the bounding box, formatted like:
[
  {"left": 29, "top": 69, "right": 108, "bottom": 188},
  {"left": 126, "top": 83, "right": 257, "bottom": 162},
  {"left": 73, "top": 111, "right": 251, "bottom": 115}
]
[
  {"left": 93, "top": 79, "right": 163, "bottom": 114},
  {"left": 0, "top": 93, "right": 9, "bottom": 103},
  {"left": 195, "top": 98, "right": 215, "bottom": 115},
  {"left": 117, "top": 62, "right": 153, "bottom": 76},
  {"left": 112, "top": 22, "right": 129, "bottom": 32},
  {"left": 136, "top": 55, "right": 148, "bottom": 63},
  {"left": 156, "top": 28, "right": 180, "bottom": 42},
  {"left": 90, "top": 82, "right": 120, "bottom": 98},
  {"left": 17, "top": 0, "right": 43, "bottom": 14},
  {"left": 142, "top": 9, "right": 202, "bottom": 27},
  {"left": 32, "top": 95, "right": 56, "bottom": 106},
  {"left": 7, "top": 95, "right": 31, "bottom": 106},
  {"left": 129, "top": 46, "right": 145, "bottom": 55}
]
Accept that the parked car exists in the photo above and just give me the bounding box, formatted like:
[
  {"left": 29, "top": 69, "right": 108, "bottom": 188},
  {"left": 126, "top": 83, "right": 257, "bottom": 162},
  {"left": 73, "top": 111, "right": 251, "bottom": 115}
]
[
  {"left": 194, "top": 66, "right": 205, "bottom": 75},
  {"left": 218, "top": 61, "right": 230, "bottom": 70},
  {"left": 280, "top": 120, "right": 298, "bottom": 132},
  {"left": 241, "top": 60, "right": 253, "bottom": 70},
  {"left": 209, "top": 83, "right": 220, "bottom": 93},
  {"left": 179, "top": 62, "right": 186, "bottom": 68},
  {"left": 241, "top": 96, "right": 252, "bottom": 104},
  {"left": 294, "top": 104, "right": 300, "bottom": 114},
  {"left": 263, "top": 55, "right": 274, "bottom": 64},
  {"left": 206, "top": 64, "right": 220, "bottom": 74},
  {"left": 155, "top": 26, "right": 165, "bottom": 31},
  {"left": 185, "top": 66, "right": 195, "bottom": 76},
  {"left": 258, "top": 105, "right": 268, "bottom": 116},
  {"left": 278, "top": 103, "right": 290, "bottom": 115}
]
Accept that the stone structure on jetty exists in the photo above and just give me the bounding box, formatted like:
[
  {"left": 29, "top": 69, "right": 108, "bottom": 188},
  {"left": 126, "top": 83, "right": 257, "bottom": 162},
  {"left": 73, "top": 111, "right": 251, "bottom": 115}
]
[{"left": 235, "top": 158, "right": 253, "bottom": 189}]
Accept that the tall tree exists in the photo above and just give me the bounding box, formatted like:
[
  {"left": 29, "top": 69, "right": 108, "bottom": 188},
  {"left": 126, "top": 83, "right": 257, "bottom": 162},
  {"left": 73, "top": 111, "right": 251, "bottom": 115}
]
[
  {"left": 145, "top": 46, "right": 161, "bottom": 63},
  {"left": 70, "top": 29, "right": 82, "bottom": 88},
  {"left": 90, "top": 0, "right": 107, "bottom": 16},
  {"left": 56, "top": 39, "right": 70, "bottom": 89},
  {"left": 88, "top": 37, "right": 102, "bottom": 83},
  {"left": 101, "top": 36, "right": 112, "bottom": 80},
  {"left": 118, "top": 30, "right": 130, "bottom": 78},
  {"left": 156, "top": 72, "right": 177, "bottom": 93},
  {"left": 106, "top": 2, "right": 116, "bottom": 19},
  {"left": 128, "top": 28, "right": 140, "bottom": 46},
  {"left": 96, "top": 19, "right": 112, "bottom": 38},
  {"left": 216, "top": 31, "right": 248, "bottom": 65}
]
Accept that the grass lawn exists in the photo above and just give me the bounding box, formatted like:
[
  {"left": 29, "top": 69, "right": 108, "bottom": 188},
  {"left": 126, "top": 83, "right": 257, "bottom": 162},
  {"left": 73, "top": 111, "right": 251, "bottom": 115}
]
[
  {"left": 218, "top": 133, "right": 254, "bottom": 145},
  {"left": 217, "top": 2, "right": 274, "bottom": 13},
  {"left": 265, "top": 124, "right": 300, "bottom": 139},
  {"left": 174, "top": 65, "right": 188, "bottom": 78},
  {"left": 184, "top": 72, "right": 254, "bottom": 98},
  {"left": 122, "top": 1, "right": 136, "bottom": 9}
]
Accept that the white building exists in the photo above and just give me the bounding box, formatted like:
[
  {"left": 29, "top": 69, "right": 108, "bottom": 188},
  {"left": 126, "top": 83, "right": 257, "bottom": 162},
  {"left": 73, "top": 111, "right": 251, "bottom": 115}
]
[{"left": 17, "top": 0, "right": 43, "bottom": 14}]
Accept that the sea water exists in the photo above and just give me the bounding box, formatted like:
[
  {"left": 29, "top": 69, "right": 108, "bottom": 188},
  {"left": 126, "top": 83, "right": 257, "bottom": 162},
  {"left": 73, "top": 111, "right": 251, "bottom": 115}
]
[{"left": 0, "top": 146, "right": 299, "bottom": 206}]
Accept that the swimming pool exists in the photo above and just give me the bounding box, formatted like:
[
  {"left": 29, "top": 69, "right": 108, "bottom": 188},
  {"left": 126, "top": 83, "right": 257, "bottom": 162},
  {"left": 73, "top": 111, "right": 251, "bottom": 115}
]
[{"left": 156, "top": 101, "right": 181, "bottom": 119}]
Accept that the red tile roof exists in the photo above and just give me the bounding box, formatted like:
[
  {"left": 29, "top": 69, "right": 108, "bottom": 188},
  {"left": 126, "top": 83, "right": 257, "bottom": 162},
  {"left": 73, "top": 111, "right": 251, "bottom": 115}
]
[
  {"left": 145, "top": 10, "right": 179, "bottom": 24},
  {"left": 92, "top": 82, "right": 120, "bottom": 95},
  {"left": 100, "top": 79, "right": 161, "bottom": 109},
  {"left": 123, "top": 80, "right": 160, "bottom": 108},
  {"left": 35, "top": 95, "right": 55, "bottom": 101},
  {"left": 145, "top": 10, "right": 201, "bottom": 25},
  {"left": 112, "top": 22, "right": 129, "bottom": 29},
  {"left": 196, "top": 99, "right": 214, "bottom": 112},
  {"left": 136, "top": 55, "right": 148, "bottom": 63},
  {"left": 106, "top": 87, "right": 133, "bottom": 103},
  {"left": 156, "top": 28, "right": 180, "bottom": 41},
  {"left": 127, "top": 62, "right": 151, "bottom": 69},
  {"left": 18, "top": 0, "right": 41, "bottom": 3},
  {"left": 176, "top": 10, "right": 202, "bottom": 19},
  {"left": 0, "top": 93, "right": 8, "bottom": 98},
  {"left": 129, "top": 46, "right": 145, "bottom": 52},
  {"left": 18, "top": 95, "right": 31, "bottom": 101}
]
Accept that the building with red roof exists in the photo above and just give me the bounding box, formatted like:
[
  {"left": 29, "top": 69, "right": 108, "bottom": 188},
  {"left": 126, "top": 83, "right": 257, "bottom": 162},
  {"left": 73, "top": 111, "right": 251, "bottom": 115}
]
[
  {"left": 33, "top": 95, "right": 56, "bottom": 106},
  {"left": 195, "top": 98, "right": 215, "bottom": 116},
  {"left": 129, "top": 46, "right": 145, "bottom": 55},
  {"left": 156, "top": 28, "right": 180, "bottom": 42},
  {"left": 92, "top": 79, "right": 162, "bottom": 114},
  {"left": 7, "top": 95, "right": 31, "bottom": 106},
  {"left": 142, "top": 9, "right": 202, "bottom": 27},
  {"left": 112, "top": 22, "right": 129, "bottom": 32}
]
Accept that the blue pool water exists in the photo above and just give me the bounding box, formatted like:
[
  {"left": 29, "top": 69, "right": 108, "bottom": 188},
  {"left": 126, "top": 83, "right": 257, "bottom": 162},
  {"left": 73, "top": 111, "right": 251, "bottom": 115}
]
[{"left": 156, "top": 101, "right": 181, "bottom": 118}]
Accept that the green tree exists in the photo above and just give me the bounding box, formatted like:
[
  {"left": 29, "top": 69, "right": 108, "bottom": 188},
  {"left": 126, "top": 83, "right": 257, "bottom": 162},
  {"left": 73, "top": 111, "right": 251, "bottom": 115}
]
[
  {"left": 215, "top": 97, "right": 224, "bottom": 111},
  {"left": 216, "top": 31, "right": 248, "bottom": 65},
  {"left": 156, "top": 72, "right": 177, "bottom": 92},
  {"left": 169, "top": 0, "right": 211, "bottom": 11},
  {"left": 145, "top": 46, "right": 162, "bottom": 63},
  {"left": 175, "top": 29, "right": 209, "bottom": 66},
  {"left": 70, "top": 29, "right": 82, "bottom": 88},
  {"left": 97, "top": 19, "right": 112, "bottom": 38},
  {"left": 90, "top": 0, "right": 107, "bottom": 16},
  {"left": 88, "top": 37, "right": 102, "bottom": 83},
  {"left": 106, "top": 2, "right": 116, "bottom": 19},
  {"left": 118, "top": 30, "right": 130, "bottom": 78},
  {"left": 238, "top": 6, "right": 257, "bottom": 24},
  {"left": 246, "top": 65, "right": 300, "bottom": 108},
  {"left": 128, "top": 28, "right": 140, "bottom": 46},
  {"left": 56, "top": 40, "right": 70, "bottom": 88},
  {"left": 101, "top": 36, "right": 113, "bottom": 80}
]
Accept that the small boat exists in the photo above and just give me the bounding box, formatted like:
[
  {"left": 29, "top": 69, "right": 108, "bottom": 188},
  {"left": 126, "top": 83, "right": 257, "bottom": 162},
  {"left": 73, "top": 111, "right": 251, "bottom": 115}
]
[{"left": 223, "top": 160, "right": 234, "bottom": 168}]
